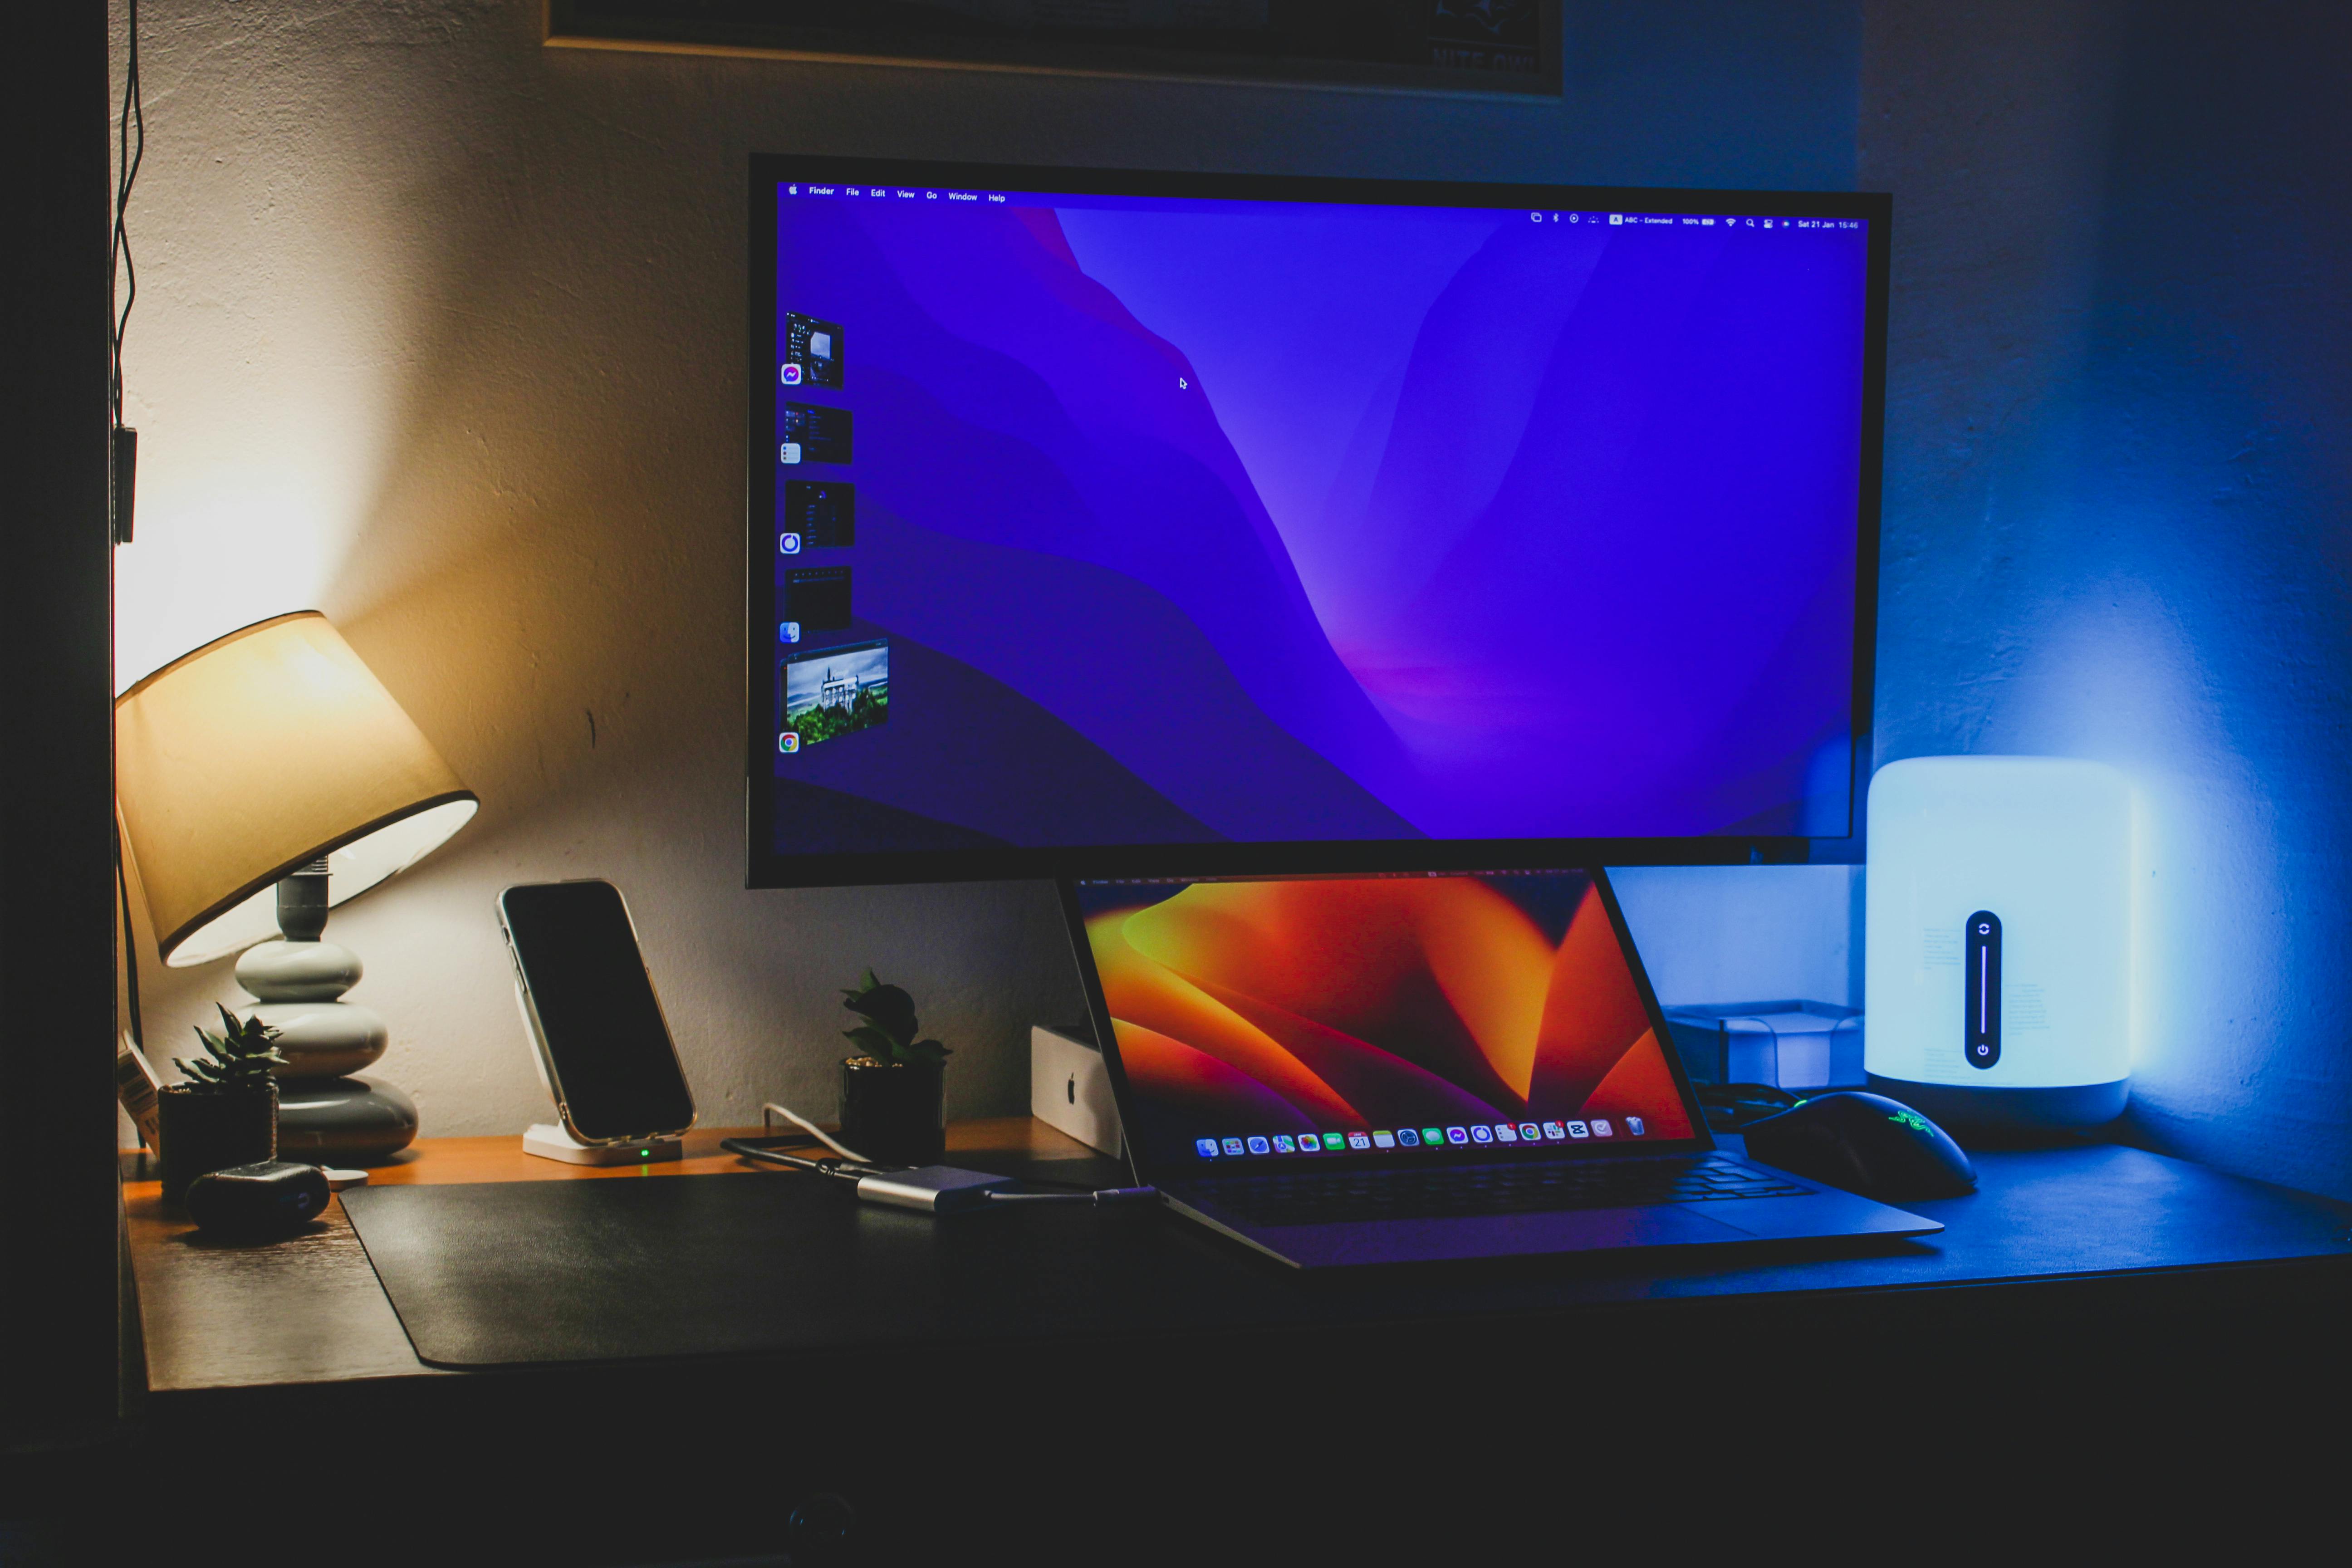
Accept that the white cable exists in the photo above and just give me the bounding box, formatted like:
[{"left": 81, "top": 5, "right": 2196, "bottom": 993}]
[{"left": 762, "top": 1102, "right": 872, "bottom": 1165}]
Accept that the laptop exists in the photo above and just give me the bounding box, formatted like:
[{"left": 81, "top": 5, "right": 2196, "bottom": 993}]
[{"left": 1060, "top": 867, "right": 1940, "bottom": 1269}]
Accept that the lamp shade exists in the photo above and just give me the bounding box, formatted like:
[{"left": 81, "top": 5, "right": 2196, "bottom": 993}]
[{"left": 116, "top": 611, "right": 479, "bottom": 966}]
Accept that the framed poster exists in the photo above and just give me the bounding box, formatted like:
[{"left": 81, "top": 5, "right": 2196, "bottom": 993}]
[{"left": 547, "top": 1, "right": 1560, "bottom": 97}]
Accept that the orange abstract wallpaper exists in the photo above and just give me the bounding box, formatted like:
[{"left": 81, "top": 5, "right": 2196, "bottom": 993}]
[{"left": 1080, "top": 873, "right": 1695, "bottom": 1162}]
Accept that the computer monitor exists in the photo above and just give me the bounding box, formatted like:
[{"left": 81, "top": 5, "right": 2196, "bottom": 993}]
[{"left": 747, "top": 158, "right": 1888, "bottom": 887}]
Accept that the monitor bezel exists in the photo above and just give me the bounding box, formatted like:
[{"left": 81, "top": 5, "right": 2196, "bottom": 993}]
[{"left": 746, "top": 155, "right": 1890, "bottom": 889}]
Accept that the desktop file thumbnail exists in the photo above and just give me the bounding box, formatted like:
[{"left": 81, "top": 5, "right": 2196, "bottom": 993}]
[{"left": 778, "top": 638, "right": 890, "bottom": 753}]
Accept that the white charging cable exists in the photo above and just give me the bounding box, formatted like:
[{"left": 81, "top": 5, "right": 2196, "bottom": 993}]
[{"left": 762, "top": 1101, "right": 872, "bottom": 1165}]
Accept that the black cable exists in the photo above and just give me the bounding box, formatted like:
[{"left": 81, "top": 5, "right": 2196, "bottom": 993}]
[
  {"left": 720, "top": 1136, "right": 1156, "bottom": 1205},
  {"left": 985, "top": 1187, "right": 1158, "bottom": 1206},
  {"left": 719, "top": 1136, "right": 896, "bottom": 1182},
  {"left": 116, "top": 821, "right": 143, "bottom": 1052},
  {"left": 1695, "top": 1082, "right": 1803, "bottom": 1132},
  {"left": 110, "top": 0, "right": 145, "bottom": 431}
]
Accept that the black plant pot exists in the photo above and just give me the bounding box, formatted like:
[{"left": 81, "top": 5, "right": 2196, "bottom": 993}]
[
  {"left": 158, "top": 1083, "right": 279, "bottom": 1206},
  {"left": 838, "top": 1056, "right": 945, "bottom": 1166}
]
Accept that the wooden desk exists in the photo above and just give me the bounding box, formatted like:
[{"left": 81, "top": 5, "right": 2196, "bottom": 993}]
[
  {"left": 118, "top": 1125, "right": 2352, "bottom": 1558},
  {"left": 127, "top": 1118, "right": 2352, "bottom": 1399},
  {"left": 124, "top": 1117, "right": 1099, "bottom": 1392}
]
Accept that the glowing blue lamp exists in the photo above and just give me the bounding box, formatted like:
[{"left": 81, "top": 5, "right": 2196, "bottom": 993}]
[{"left": 1865, "top": 756, "right": 2133, "bottom": 1133}]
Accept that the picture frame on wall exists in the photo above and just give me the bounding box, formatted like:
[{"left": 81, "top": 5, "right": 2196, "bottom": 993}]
[{"left": 545, "top": 1, "right": 1561, "bottom": 97}]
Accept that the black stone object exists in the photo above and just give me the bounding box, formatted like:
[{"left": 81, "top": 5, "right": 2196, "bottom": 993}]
[
  {"left": 157, "top": 1083, "right": 278, "bottom": 1206},
  {"left": 275, "top": 867, "right": 330, "bottom": 942},
  {"left": 275, "top": 1075, "right": 420, "bottom": 1165},
  {"left": 838, "top": 1055, "right": 944, "bottom": 1166}
]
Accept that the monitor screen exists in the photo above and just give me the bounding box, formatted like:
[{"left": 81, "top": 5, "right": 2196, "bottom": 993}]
[
  {"left": 1067, "top": 869, "right": 1704, "bottom": 1177},
  {"left": 748, "top": 159, "right": 1888, "bottom": 885}
]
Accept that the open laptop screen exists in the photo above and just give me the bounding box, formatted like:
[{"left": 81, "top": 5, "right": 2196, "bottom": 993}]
[{"left": 1068, "top": 870, "right": 1705, "bottom": 1176}]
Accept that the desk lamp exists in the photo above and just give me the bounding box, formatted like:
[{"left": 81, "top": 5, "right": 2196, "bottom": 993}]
[
  {"left": 1863, "top": 755, "right": 2133, "bottom": 1134},
  {"left": 116, "top": 612, "right": 479, "bottom": 1161}
]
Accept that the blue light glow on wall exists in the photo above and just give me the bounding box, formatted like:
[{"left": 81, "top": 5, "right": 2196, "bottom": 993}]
[{"left": 1867, "top": 1, "right": 2352, "bottom": 1197}]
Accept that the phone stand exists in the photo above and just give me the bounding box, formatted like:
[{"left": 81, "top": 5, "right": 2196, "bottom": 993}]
[{"left": 522, "top": 1123, "right": 685, "bottom": 1166}]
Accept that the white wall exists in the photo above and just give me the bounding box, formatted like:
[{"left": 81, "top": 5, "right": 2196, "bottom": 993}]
[
  {"left": 1613, "top": 866, "right": 1862, "bottom": 1010},
  {"left": 1861, "top": 1, "right": 2352, "bottom": 1198},
  {"left": 112, "top": 0, "right": 1865, "bottom": 1138}
]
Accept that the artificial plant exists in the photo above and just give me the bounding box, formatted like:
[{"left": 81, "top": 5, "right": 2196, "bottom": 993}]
[
  {"left": 172, "top": 1003, "right": 287, "bottom": 1093},
  {"left": 840, "top": 970, "right": 951, "bottom": 1068}
]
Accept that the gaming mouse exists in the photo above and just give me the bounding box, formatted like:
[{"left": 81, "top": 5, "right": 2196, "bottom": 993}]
[{"left": 1741, "top": 1092, "right": 1976, "bottom": 1202}]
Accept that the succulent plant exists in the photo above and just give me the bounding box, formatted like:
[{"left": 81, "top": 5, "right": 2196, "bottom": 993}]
[
  {"left": 172, "top": 1004, "right": 286, "bottom": 1094},
  {"left": 840, "top": 969, "right": 950, "bottom": 1068}
]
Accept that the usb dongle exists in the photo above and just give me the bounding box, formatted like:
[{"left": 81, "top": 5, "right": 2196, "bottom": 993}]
[{"left": 854, "top": 1165, "right": 1018, "bottom": 1214}]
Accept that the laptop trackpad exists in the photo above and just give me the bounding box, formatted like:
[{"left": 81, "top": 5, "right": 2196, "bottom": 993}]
[{"left": 1257, "top": 1204, "right": 1752, "bottom": 1268}]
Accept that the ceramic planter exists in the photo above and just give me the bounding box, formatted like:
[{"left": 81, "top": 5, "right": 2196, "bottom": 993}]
[
  {"left": 838, "top": 1055, "right": 944, "bottom": 1166},
  {"left": 157, "top": 1083, "right": 278, "bottom": 1206}
]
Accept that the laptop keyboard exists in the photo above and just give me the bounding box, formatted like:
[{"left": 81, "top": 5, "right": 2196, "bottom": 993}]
[{"left": 1191, "top": 1155, "right": 1813, "bottom": 1228}]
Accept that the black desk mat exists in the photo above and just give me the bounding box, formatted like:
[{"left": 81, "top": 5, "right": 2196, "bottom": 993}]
[
  {"left": 340, "top": 1166, "right": 1300, "bottom": 1367},
  {"left": 340, "top": 1145, "right": 2352, "bottom": 1369}
]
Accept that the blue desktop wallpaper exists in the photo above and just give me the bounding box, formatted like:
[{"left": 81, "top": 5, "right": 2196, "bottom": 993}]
[{"left": 768, "top": 186, "right": 1869, "bottom": 853}]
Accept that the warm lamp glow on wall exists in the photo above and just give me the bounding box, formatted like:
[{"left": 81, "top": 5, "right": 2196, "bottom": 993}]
[{"left": 115, "top": 612, "right": 478, "bottom": 1160}]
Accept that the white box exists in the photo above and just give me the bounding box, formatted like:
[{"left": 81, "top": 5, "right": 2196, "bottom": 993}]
[
  {"left": 1663, "top": 1001, "right": 1863, "bottom": 1091},
  {"left": 1030, "top": 1024, "right": 1121, "bottom": 1157}
]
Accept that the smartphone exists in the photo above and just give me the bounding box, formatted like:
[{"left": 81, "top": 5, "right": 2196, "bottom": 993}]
[{"left": 498, "top": 880, "right": 696, "bottom": 1143}]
